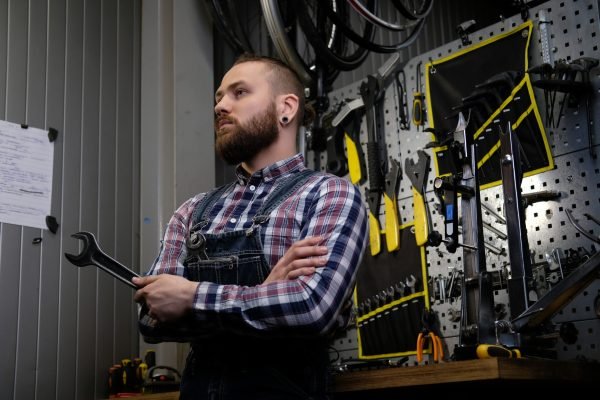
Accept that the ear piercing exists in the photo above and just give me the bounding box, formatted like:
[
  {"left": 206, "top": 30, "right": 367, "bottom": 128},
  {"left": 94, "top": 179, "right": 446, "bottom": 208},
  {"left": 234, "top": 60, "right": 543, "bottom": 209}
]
[{"left": 281, "top": 116, "right": 289, "bottom": 124}]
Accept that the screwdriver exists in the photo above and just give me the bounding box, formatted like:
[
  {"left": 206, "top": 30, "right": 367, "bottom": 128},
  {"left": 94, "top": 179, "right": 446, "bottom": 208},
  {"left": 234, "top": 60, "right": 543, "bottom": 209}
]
[
  {"left": 412, "top": 61, "right": 426, "bottom": 129},
  {"left": 476, "top": 344, "right": 521, "bottom": 359}
]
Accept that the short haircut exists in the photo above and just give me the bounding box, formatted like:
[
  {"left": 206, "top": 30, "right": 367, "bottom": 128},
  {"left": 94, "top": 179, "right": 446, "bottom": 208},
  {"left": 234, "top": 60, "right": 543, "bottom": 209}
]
[{"left": 232, "top": 53, "right": 315, "bottom": 127}]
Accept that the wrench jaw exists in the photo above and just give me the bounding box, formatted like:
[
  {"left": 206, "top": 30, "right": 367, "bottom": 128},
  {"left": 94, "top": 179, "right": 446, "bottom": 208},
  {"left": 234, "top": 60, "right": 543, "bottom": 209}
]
[
  {"left": 64, "top": 232, "right": 97, "bottom": 267},
  {"left": 64, "top": 231, "right": 140, "bottom": 290}
]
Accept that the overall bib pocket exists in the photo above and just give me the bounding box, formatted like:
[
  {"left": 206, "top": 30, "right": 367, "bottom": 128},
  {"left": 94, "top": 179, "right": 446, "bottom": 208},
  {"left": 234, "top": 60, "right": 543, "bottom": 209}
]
[{"left": 186, "top": 254, "right": 268, "bottom": 286}]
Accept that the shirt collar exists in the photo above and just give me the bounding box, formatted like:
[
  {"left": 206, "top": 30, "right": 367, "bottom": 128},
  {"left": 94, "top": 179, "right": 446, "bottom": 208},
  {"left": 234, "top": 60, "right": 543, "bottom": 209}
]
[{"left": 234, "top": 153, "right": 306, "bottom": 185}]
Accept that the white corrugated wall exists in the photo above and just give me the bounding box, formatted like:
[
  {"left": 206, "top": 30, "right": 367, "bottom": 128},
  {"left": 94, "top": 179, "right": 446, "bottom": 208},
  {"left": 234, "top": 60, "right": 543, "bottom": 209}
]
[{"left": 0, "top": 0, "right": 141, "bottom": 398}]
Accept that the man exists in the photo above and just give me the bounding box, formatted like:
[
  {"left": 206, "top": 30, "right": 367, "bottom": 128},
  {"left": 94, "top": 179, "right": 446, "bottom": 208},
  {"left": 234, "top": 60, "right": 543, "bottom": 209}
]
[{"left": 133, "top": 54, "right": 368, "bottom": 399}]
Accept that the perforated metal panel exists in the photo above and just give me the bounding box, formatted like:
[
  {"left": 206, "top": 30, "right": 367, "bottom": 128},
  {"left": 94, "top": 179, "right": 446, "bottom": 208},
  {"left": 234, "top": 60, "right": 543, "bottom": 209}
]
[{"left": 317, "top": 0, "right": 600, "bottom": 365}]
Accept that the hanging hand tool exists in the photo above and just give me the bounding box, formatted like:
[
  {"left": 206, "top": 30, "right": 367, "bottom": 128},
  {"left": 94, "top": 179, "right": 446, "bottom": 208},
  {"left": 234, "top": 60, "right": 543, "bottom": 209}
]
[
  {"left": 481, "top": 201, "right": 506, "bottom": 224},
  {"left": 395, "top": 69, "right": 410, "bottom": 130},
  {"left": 526, "top": 64, "right": 554, "bottom": 125},
  {"left": 565, "top": 209, "right": 600, "bottom": 245},
  {"left": 361, "top": 75, "right": 386, "bottom": 255},
  {"left": 65, "top": 231, "right": 140, "bottom": 289},
  {"left": 475, "top": 70, "right": 521, "bottom": 101},
  {"left": 531, "top": 60, "right": 588, "bottom": 129},
  {"left": 341, "top": 112, "right": 364, "bottom": 183},
  {"left": 416, "top": 309, "right": 444, "bottom": 363},
  {"left": 571, "top": 57, "right": 599, "bottom": 159},
  {"left": 416, "top": 330, "right": 443, "bottom": 363},
  {"left": 332, "top": 102, "right": 365, "bottom": 184},
  {"left": 405, "top": 150, "right": 431, "bottom": 246},
  {"left": 333, "top": 53, "right": 407, "bottom": 255},
  {"left": 457, "top": 20, "right": 476, "bottom": 46},
  {"left": 323, "top": 109, "right": 349, "bottom": 177},
  {"left": 412, "top": 61, "right": 425, "bottom": 129},
  {"left": 433, "top": 176, "right": 461, "bottom": 253},
  {"left": 521, "top": 190, "right": 561, "bottom": 208},
  {"left": 384, "top": 158, "right": 402, "bottom": 252}
]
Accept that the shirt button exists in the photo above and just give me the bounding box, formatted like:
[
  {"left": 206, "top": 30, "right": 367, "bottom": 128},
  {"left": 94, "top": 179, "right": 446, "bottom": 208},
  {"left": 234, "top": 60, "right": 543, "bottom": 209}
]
[
  {"left": 230, "top": 218, "right": 237, "bottom": 223},
  {"left": 249, "top": 185, "right": 256, "bottom": 191}
]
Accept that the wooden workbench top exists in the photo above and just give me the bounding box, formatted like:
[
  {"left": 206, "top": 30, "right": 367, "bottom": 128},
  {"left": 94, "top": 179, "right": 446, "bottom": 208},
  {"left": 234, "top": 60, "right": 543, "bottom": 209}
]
[{"left": 333, "top": 358, "right": 600, "bottom": 393}]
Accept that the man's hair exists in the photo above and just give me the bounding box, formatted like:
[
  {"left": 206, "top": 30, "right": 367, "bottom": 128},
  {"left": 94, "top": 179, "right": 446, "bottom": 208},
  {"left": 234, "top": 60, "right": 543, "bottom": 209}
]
[{"left": 232, "top": 53, "right": 315, "bottom": 127}]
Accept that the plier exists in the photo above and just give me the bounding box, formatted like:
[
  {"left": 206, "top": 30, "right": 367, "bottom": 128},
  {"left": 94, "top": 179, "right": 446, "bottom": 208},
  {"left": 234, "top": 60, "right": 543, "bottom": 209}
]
[
  {"left": 416, "top": 309, "right": 444, "bottom": 363},
  {"left": 416, "top": 330, "right": 444, "bottom": 363}
]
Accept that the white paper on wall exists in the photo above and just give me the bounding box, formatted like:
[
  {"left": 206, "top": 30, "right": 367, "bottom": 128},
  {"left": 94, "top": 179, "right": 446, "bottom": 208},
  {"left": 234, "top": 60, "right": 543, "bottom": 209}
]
[{"left": 0, "top": 120, "right": 54, "bottom": 230}]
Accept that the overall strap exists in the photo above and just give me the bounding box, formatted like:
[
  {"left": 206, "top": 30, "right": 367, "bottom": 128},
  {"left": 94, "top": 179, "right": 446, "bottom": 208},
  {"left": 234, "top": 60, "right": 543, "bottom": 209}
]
[
  {"left": 190, "top": 169, "right": 319, "bottom": 230},
  {"left": 189, "top": 181, "right": 236, "bottom": 229}
]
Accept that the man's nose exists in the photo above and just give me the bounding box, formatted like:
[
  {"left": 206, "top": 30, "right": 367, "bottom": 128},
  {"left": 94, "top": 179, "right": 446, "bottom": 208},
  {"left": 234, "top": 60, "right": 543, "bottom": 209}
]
[{"left": 214, "top": 97, "right": 230, "bottom": 116}]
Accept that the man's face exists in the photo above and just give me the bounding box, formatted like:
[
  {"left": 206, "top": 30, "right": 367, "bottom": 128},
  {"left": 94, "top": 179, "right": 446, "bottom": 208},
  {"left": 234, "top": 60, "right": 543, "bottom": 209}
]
[{"left": 214, "top": 62, "right": 279, "bottom": 165}]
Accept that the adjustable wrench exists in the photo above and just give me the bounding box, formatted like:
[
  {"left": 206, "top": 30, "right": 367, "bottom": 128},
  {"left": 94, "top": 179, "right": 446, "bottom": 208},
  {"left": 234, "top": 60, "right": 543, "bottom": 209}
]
[{"left": 65, "top": 231, "right": 140, "bottom": 289}]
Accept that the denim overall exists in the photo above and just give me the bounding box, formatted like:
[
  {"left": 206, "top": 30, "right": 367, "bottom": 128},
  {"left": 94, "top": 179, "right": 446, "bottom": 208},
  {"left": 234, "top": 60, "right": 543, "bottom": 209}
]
[{"left": 179, "top": 169, "right": 330, "bottom": 400}]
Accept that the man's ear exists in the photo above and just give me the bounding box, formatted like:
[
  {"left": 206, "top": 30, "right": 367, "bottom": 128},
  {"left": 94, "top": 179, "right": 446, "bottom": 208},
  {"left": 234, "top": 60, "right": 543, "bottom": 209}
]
[{"left": 277, "top": 93, "right": 299, "bottom": 124}]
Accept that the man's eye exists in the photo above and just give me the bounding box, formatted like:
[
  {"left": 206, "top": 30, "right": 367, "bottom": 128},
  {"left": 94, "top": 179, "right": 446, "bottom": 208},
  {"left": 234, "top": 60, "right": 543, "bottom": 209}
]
[{"left": 235, "top": 89, "right": 247, "bottom": 97}]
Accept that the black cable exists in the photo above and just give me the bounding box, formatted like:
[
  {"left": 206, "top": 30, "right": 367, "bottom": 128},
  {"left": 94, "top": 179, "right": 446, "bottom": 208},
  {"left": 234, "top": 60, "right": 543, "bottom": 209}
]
[
  {"left": 391, "top": 0, "right": 434, "bottom": 20},
  {"left": 293, "top": 0, "right": 373, "bottom": 71}
]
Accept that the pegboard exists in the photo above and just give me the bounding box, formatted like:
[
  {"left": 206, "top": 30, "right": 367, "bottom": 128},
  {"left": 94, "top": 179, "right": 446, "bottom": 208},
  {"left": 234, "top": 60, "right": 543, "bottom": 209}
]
[{"left": 314, "top": 0, "right": 600, "bottom": 367}]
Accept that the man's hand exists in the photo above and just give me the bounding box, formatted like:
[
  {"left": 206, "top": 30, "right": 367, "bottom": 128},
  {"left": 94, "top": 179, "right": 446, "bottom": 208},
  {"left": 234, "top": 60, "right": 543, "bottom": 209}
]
[
  {"left": 133, "top": 275, "right": 199, "bottom": 322},
  {"left": 263, "top": 236, "right": 328, "bottom": 284}
]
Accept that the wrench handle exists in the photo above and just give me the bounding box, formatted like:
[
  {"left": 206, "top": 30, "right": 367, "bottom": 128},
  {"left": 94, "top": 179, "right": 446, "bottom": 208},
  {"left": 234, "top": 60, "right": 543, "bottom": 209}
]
[{"left": 91, "top": 251, "right": 140, "bottom": 289}]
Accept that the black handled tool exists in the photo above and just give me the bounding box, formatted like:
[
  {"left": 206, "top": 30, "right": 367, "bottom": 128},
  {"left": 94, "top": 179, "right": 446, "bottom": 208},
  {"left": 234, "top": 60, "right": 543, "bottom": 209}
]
[
  {"left": 65, "top": 231, "right": 140, "bottom": 289},
  {"left": 405, "top": 150, "right": 431, "bottom": 246}
]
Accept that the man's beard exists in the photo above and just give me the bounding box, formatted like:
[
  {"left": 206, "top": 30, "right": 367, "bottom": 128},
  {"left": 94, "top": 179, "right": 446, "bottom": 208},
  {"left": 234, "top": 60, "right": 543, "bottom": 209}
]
[{"left": 215, "top": 103, "right": 279, "bottom": 165}]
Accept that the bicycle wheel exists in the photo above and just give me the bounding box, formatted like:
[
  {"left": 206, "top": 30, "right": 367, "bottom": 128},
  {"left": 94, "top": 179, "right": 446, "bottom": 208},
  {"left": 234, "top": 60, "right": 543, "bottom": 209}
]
[
  {"left": 205, "top": 0, "right": 274, "bottom": 55},
  {"left": 203, "top": 0, "right": 250, "bottom": 53},
  {"left": 347, "top": 0, "right": 420, "bottom": 31},
  {"left": 392, "top": 0, "right": 434, "bottom": 20},
  {"left": 260, "top": 0, "right": 342, "bottom": 94},
  {"left": 321, "top": 0, "right": 430, "bottom": 53}
]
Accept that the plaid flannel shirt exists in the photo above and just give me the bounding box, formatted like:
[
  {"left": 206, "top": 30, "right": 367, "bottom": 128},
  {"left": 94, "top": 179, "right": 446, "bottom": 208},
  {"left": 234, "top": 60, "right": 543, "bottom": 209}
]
[{"left": 140, "top": 154, "right": 368, "bottom": 340}]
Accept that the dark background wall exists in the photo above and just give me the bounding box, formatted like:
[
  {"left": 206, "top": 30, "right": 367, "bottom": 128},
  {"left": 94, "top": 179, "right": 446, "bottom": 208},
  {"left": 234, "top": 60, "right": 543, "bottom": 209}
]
[{"left": 211, "top": 0, "right": 542, "bottom": 185}]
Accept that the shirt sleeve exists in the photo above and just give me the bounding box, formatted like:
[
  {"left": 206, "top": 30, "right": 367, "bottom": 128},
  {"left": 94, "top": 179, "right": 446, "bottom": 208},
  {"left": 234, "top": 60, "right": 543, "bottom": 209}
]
[
  {"left": 146, "top": 197, "right": 197, "bottom": 277},
  {"left": 193, "top": 176, "right": 368, "bottom": 336}
]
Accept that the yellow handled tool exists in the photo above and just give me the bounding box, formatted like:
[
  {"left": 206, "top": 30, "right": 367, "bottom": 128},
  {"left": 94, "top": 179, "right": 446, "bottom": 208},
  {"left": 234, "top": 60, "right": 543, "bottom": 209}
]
[
  {"left": 476, "top": 344, "right": 521, "bottom": 359},
  {"left": 412, "top": 92, "right": 425, "bottom": 127},
  {"left": 367, "top": 210, "right": 381, "bottom": 256},
  {"left": 344, "top": 130, "right": 363, "bottom": 185},
  {"left": 342, "top": 106, "right": 365, "bottom": 185},
  {"left": 411, "top": 188, "right": 428, "bottom": 246},
  {"left": 412, "top": 61, "right": 426, "bottom": 129},
  {"left": 384, "top": 159, "right": 402, "bottom": 252},
  {"left": 383, "top": 193, "right": 399, "bottom": 251}
]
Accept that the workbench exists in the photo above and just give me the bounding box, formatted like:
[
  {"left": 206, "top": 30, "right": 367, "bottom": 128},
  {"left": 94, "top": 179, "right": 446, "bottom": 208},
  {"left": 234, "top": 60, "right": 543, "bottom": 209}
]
[
  {"left": 332, "top": 358, "right": 600, "bottom": 397},
  {"left": 110, "top": 358, "right": 598, "bottom": 398}
]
